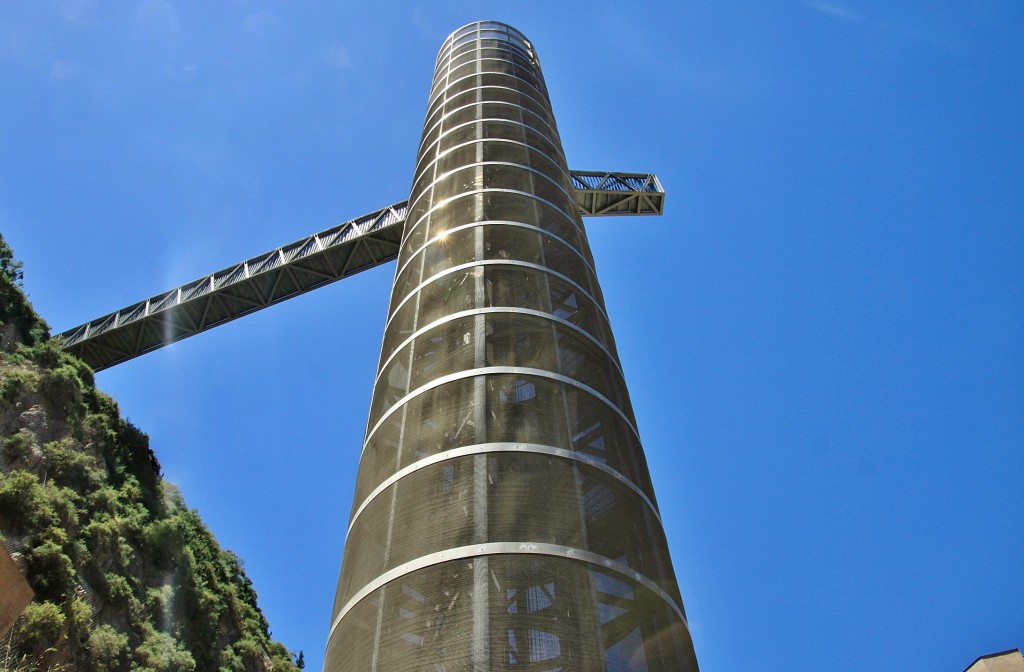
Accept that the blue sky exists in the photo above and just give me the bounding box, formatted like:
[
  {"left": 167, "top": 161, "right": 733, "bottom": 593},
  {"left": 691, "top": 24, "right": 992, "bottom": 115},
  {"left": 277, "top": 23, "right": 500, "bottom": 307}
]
[{"left": 2, "top": 2, "right": 1022, "bottom": 670}]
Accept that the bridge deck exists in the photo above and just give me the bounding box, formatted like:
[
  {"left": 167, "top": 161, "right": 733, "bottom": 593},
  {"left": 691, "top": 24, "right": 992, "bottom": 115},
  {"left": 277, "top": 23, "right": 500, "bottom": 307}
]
[{"left": 58, "top": 172, "right": 664, "bottom": 371}]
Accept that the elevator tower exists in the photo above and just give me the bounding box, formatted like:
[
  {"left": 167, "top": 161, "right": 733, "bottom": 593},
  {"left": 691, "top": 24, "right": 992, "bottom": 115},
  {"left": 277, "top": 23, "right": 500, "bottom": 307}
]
[
  {"left": 324, "top": 21, "right": 699, "bottom": 671},
  {"left": 54, "top": 18, "right": 697, "bottom": 672}
]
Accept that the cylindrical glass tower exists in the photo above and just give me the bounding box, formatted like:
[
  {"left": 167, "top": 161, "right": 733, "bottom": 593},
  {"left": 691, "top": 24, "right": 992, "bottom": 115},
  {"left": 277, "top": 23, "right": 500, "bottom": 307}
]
[{"left": 325, "top": 21, "right": 698, "bottom": 671}]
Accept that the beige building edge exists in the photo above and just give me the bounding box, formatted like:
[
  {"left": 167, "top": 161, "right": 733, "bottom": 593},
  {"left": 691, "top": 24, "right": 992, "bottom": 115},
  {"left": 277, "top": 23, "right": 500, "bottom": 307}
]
[
  {"left": 0, "top": 547, "right": 33, "bottom": 638},
  {"left": 966, "top": 650, "right": 1024, "bottom": 672}
]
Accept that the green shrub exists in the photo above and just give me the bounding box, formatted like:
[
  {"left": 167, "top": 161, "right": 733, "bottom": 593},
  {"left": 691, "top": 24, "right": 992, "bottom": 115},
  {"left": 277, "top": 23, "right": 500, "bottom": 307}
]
[
  {"left": 103, "top": 572, "right": 134, "bottom": 604},
  {"left": 36, "top": 524, "right": 70, "bottom": 549},
  {"left": 143, "top": 516, "right": 187, "bottom": 568},
  {"left": 2, "top": 430, "right": 34, "bottom": 462},
  {"left": 25, "top": 540, "right": 76, "bottom": 602},
  {"left": 0, "top": 234, "right": 49, "bottom": 347},
  {"left": 39, "top": 484, "right": 81, "bottom": 532},
  {"left": 41, "top": 438, "right": 102, "bottom": 493},
  {"left": 12, "top": 600, "right": 66, "bottom": 654},
  {"left": 218, "top": 645, "right": 245, "bottom": 671},
  {"left": 0, "top": 368, "right": 39, "bottom": 400},
  {"left": 83, "top": 517, "right": 136, "bottom": 572},
  {"left": 234, "top": 637, "right": 266, "bottom": 668},
  {"left": 85, "top": 485, "right": 119, "bottom": 515},
  {"left": 67, "top": 597, "right": 93, "bottom": 642},
  {"left": 134, "top": 625, "right": 196, "bottom": 672},
  {"left": 82, "top": 517, "right": 119, "bottom": 557},
  {"left": 41, "top": 363, "right": 85, "bottom": 418},
  {"left": 86, "top": 624, "right": 129, "bottom": 671},
  {"left": 0, "top": 470, "right": 53, "bottom": 533},
  {"left": 145, "top": 584, "right": 174, "bottom": 623},
  {"left": 18, "top": 337, "right": 64, "bottom": 369}
]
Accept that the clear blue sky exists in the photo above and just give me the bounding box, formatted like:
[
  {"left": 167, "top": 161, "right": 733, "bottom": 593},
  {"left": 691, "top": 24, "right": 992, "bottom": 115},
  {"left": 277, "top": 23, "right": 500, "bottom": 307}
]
[{"left": 2, "top": 2, "right": 1022, "bottom": 670}]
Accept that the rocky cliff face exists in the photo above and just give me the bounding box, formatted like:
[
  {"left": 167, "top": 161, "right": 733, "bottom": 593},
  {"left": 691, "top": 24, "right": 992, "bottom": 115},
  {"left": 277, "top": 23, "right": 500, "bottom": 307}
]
[{"left": 0, "top": 236, "right": 300, "bottom": 671}]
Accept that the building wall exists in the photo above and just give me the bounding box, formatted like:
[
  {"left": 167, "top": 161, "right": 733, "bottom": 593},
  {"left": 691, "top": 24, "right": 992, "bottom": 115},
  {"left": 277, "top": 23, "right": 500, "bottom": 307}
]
[
  {"left": 0, "top": 547, "right": 33, "bottom": 638},
  {"left": 325, "top": 21, "right": 698, "bottom": 671},
  {"left": 966, "top": 650, "right": 1024, "bottom": 672}
]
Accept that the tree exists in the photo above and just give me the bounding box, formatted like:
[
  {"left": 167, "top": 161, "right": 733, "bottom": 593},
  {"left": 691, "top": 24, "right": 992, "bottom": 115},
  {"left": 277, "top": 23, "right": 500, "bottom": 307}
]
[{"left": 0, "top": 233, "right": 24, "bottom": 287}]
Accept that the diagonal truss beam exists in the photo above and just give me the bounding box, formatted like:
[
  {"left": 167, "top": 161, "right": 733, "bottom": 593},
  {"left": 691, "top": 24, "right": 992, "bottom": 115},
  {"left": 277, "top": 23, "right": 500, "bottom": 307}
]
[{"left": 58, "top": 171, "right": 664, "bottom": 372}]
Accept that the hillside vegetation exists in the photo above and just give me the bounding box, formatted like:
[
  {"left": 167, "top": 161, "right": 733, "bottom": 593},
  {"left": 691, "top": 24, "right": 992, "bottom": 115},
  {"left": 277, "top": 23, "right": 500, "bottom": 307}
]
[{"left": 0, "top": 235, "right": 302, "bottom": 672}]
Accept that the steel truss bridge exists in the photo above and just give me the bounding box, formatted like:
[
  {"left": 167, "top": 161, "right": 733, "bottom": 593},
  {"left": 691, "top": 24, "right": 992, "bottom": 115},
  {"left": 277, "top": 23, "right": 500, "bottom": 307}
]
[{"left": 58, "top": 171, "right": 664, "bottom": 372}]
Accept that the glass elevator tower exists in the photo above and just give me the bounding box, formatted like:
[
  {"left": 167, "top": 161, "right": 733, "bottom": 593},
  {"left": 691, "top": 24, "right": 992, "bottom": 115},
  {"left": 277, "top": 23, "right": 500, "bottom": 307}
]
[{"left": 325, "top": 21, "right": 699, "bottom": 671}]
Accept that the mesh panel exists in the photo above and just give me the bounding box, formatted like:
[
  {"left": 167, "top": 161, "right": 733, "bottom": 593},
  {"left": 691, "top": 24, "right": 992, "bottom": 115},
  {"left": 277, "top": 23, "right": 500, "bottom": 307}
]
[
  {"left": 353, "top": 373, "right": 656, "bottom": 510},
  {"left": 326, "top": 20, "right": 697, "bottom": 671},
  {"left": 341, "top": 454, "right": 680, "bottom": 609},
  {"left": 327, "top": 556, "right": 697, "bottom": 672}
]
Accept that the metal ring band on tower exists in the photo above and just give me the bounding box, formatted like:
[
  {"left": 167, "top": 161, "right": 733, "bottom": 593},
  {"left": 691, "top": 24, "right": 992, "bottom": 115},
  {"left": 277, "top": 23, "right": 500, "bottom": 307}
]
[{"left": 390, "top": 219, "right": 601, "bottom": 303}]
